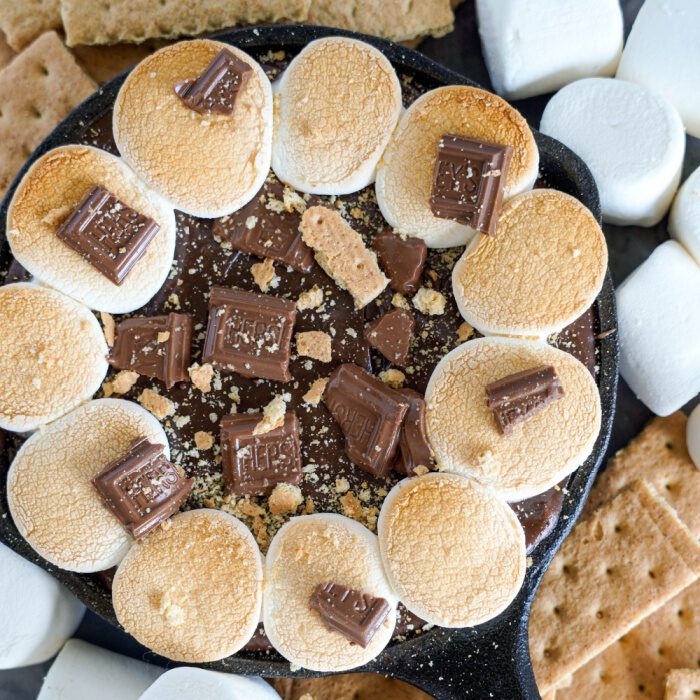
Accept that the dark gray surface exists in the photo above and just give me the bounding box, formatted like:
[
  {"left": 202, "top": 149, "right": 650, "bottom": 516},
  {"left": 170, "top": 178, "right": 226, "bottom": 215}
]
[{"left": 2, "top": 0, "right": 697, "bottom": 697}]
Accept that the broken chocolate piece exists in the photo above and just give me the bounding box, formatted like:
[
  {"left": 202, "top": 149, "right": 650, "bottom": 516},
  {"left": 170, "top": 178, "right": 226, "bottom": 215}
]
[
  {"left": 486, "top": 365, "right": 564, "bottom": 435},
  {"left": 92, "top": 438, "right": 192, "bottom": 539},
  {"left": 55, "top": 185, "right": 160, "bottom": 285},
  {"left": 109, "top": 313, "right": 193, "bottom": 389},
  {"left": 363, "top": 308, "right": 414, "bottom": 368},
  {"left": 310, "top": 582, "right": 391, "bottom": 648},
  {"left": 174, "top": 48, "right": 252, "bottom": 115},
  {"left": 372, "top": 229, "right": 427, "bottom": 296},
  {"left": 220, "top": 411, "right": 302, "bottom": 495},
  {"left": 214, "top": 180, "right": 315, "bottom": 273},
  {"left": 430, "top": 134, "right": 512, "bottom": 236},
  {"left": 323, "top": 364, "right": 408, "bottom": 477},
  {"left": 393, "top": 388, "right": 433, "bottom": 476},
  {"left": 202, "top": 286, "right": 296, "bottom": 383}
]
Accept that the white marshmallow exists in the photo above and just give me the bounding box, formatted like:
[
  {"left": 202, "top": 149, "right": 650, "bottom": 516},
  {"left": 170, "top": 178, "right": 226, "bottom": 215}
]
[
  {"left": 670, "top": 166, "right": 700, "bottom": 265},
  {"left": 139, "top": 668, "right": 281, "bottom": 700},
  {"left": 687, "top": 404, "right": 700, "bottom": 471},
  {"left": 617, "top": 241, "right": 700, "bottom": 416},
  {"left": 540, "top": 78, "right": 685, "bottom": 226},
  {"left": 0, "top": 543, "right": 84, "bottom": 669},
  {"left": 476, "top": 0, "right": 623, "bottom": 100},
  {"left": 617, "top": 0, "right": 700, "bottom": 138},
  {"left": 37, "top": 640, "right": 163, "bottom": 700}
]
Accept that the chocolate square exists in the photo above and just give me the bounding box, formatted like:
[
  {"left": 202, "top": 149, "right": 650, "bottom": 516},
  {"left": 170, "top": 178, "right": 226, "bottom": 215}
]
[
  {"left": 202, "top": 286, "right": 297, "bottom": 382},
  {"left": 323, "top": 364, "right": 408, "bottom": 477},
  {"left": 92, "top": 438, "right": 192, "bottom": 539},
  {"left": 372, "top": 229, "right": 426, "bottom": 296},
  {"left": 363, "top": 308, "right": 414, "bottom": 368},
  {"left": 430, "top": 134, "right": 513, "bottom": 236},
  {"left": 310, "top": 582, "right": 391, "bottom": 648},
  {"left": 55, "top": 185, "right": 160, "bottom": 285},
  {"left": 393, "top": 388, "right": 434, "bottom": 476},
  {"left": 220, "top": 411, "right": 302, "bottom": 496},
  {"left": 109, "top": 313, "right": 193, "bottom": 389},
  {"left": 174, "top": 48, "right": 252, "bottom": 116}
]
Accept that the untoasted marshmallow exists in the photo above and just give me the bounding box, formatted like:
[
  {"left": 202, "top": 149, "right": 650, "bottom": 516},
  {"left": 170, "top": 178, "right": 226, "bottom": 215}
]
[
  {"left": 377, "top": 473, "right": 525, "bottom": 627},
  {"left": 272, "top": 37, "right": 401, "bottom": 195},
  {"left": 114, "top": 40, "right": 273, "bottom": 217},
  {"left": 264, "top": 513, "right": 397, "bottom": 672},
  {"left": 617, "top": 0, "right": 700, "bottom": 138},
  {"left": 7, "top": 145, "right": 176, "bottom": 313},
  {"left": 7, "top": 399, "right": 168, "bottom": 572},
  {"left": 540, "top": 78, "right": 685, "bottom": 226},
  {"left": 0, "top": 283, "right": 108, "bottom": 433},
  {"left": 0, "top": 543, "right": 84, "bottom": 669},
  {"left": 617, "top": 241, "right": 700, "bottom": 416},
  {"left": 425, "top": 337, "right": 601, "bottom": 499},
  {"left": 37, "top": 640, "right": 163, "bottom": 700},
  {"left": 670, "top": 166, "right": 700, "bottom": 265},
  {"left": 375, "top": 85, "right": 538, "bottom": 248},
  {"left": 688, "top": 404, "right": 700, "bottom": 471},
  {"left": 476, "top": 0, "right": 623, "bottom": 100},
  {"left": 113, "top": 509, "right": 263, "bottom": 663},
  {"left": 452, "top": 189, "right": 607, "bottom": 338},
  {"left": 139, "top": 668, "right": 281, "bottom": 700}
]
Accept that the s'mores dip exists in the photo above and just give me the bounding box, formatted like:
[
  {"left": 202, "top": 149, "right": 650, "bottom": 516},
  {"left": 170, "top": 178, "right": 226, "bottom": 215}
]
[{"left": 0, "top": 35, "right": 608, "bottom": 670}]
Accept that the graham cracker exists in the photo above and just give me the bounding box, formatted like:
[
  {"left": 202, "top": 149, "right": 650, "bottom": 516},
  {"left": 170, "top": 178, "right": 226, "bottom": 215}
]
[
  {"left": 0, "top": 0, "right": 61, "bottom": 51},
  {"left": 61, "top": 0, "right": 311, "bottom": 46},
  {"left": 307, "top": 0, "right": 454, "bottom": 42},
  {"left": 554, "top": 580, "right": 700, "bottom": 700},
  {"left": 665, "top": 670, "right": 700, "bottom": 700},
  {"left": 0, "top": 32, "right": 15, "bottom": 69},
  {"left": 71, "top": 40, "right": 167, "bottom": 85},
  {"left": 529, "top": 480, "right": 700, "bottom": 694},
  {"left": 273, "top": 673, "right": 433, "bottom": 699},
  {"left": 0, "top": 31, "right": 95, "bottom": 196},
  {"left": 583, "top": 413, "right": 700, "bottom": 537}
]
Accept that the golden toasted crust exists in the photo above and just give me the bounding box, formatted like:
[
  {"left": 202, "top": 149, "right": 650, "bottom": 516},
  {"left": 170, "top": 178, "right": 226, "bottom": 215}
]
[
  {"left": 113, "top": 509, "right": 263, "bottom": 662},
  {"left": 453, "top": 189, "right": 608, "bottom": 337},
  {"left": 113, "top": 39, "right": 272, "bottom": 217},
  {"left": 425, "top": 337, "right": 601, "bottom": 499},
  {"left": 375, "top": 85, "right": 539, "bottom": 247},
  {"left": 378, "top": 473, "right": 525, "bottom": 627},
  {"left": 7, "top": 145, "right": 176, "bottom": 314},
  {"left": 0, "top": 283, "right": 108, "bottom": 432}
]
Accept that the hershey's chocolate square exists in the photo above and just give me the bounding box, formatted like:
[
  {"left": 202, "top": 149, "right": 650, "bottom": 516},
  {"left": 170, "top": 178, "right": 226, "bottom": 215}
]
[
  {"left": 393, "top": 388, "right": 434, "bottom": 476},
  {"left": 372, "top": 229, "right": 426, "bottom": 296},
  {"left": 174, "top": 48, "right": 252, "bottom": 115},
  {"left": 55, "top": 185, "right": 160, "bottom": 285},
  {"left": 220, "top": 411, "right": 302, "bottom": 496},
  {"left": 92, "top": 438, "right": 192, "bottom": 539},
  {"left": 310, "top": 582, "right": 391, "bottom": 648},
  {"left": 323, "top": 364, "right": 408, "bottom": 477},
  {"left": 202, "top": 286, "right": 297, "bottom": 382},
  {"left": 430, "top": 134, "right": 512, "bottom": 236},
  {"left": 109, "top": 313, "right": 193, "bottom": 389}
]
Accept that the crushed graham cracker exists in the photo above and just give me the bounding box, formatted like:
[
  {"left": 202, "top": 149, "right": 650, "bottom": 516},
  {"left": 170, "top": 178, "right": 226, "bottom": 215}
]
[
  {"left": 100, "top": 311, "right": 116, "bottom": 347},
  {"left": 253, "top": 394, "right": 289, "bottom": 435},
  {"left": 194, "top": 431, "right": 214, "bottom": 451},
  {"left": 268, "top": 483, "right": 303, "bottom": 515},
  {"left": 296, "top": 331, "right": 332, "bottom": 363},
  {"left": 457, "top": 321, "right": 474, "bottom": 342},
  {"left": 380, "top": 368, "right": 406, "bottom": 388},
  {"left": 391, "top": 292, "right": 411, "bottom": 310},
  {"left": 188, "top": 362, "right": 214, "bottom": 393},
  {"left": 296, "top": 285, "right": 324, "bottom": 311},
  {"left": 138, "top": 388, "right": 175, "bottom": 420},
  {"left": 413, "top": 287, "right": 447, "bottom": 315},
  {"left": 251, "top": 257, "right": 279, "bottom": 292},
  {"left": 302, "top": 377, "right": 328, "bottom": 406}
]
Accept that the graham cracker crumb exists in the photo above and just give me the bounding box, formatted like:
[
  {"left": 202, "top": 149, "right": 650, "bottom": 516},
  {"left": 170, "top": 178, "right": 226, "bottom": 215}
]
[
  {"left": 282, "top": 186, "right": 307, "bottom": 214},
  {"left": 335, "top": 477, "right": 350, "bottom": 494},
  {"left": 302, "top": 377, "right": 329, "bottom": 406},
  {"left": 296, "top": 331, "right": 332, "bottom": 363},
  {"left": 413, "top": 465, "right": 430, "bottom": 476},
  {"left": 100, "top": 311, "right": 116, "bottom": 347},
  {"left": 108, "top": 369, "right": 139, "bottom": 396},
  {"left": 157, "top": 331, "right": 170, "bottom": 343},
  {"left": 413, "top": 287, "right": 446, "bottom": 315},
  {"left": 380, "top": 368, "right": 406, "bottom": 388},
  {"left": 268, "top": 483, "right": 303, "bottom": 515},
  {"left": 138, "top": 388, "right": 175, "bottom": 420},
  {"left": 296, "top": 285, "right": 324, "bottom": 311},
  {"left": 391, "top": 292, "right": 411, "bottom": 310},
  {"left": 188, "top": 362, "right": 214, "bottom": 393},
  {"left": 253, "top": 394, "right": 288, "bottom": 435},
  {"left": 251, "top": 257, "right": 279, "bottom": 292},
  {"left": 194, "top": 431, "right": 214, "bottom": 451},
  {"left": 457, "top": 321, "right": 474, "bottom": 342}
]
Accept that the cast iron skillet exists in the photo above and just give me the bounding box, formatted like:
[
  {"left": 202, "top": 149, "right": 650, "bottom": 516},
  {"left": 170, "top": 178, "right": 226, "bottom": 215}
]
[{"left": 0, "top": 25, "right": 618, "bottom": 700}]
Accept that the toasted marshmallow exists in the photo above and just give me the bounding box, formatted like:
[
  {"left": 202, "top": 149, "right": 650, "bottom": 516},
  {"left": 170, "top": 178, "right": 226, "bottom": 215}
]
[
  {"left": 263, "top": 513, "right": 397, "bottom": 672},
  {"left": 272, "top": 37, "right": 401, "bottom": 195},
  {"left": 7, "top": 399, "right": 168, "bottom": 572},
  {"left": 540, "top": 78, "right": 685, "bottom": 226},
  {"left": 670, "top": 166, "right": 700, "bottom": 265},
  {"left": 616, "top": 0, "right": 700, "bottom": 138},
  {"left": 425, "top": 337, "right": 601, "bottom": 500},
  {"left": 452, "top": 189, "right": 607, "bottom": 338},
  {"left": 375, "top": 85, "right": 538, "bottom": 248},
  {"left": 139, "top": 668, "right": 281, "bottom": 700},
  {"left": 377, "top": 473, "right": 525, "bottom": 627},
  {"left": 113, "top": 509, "right": 263, "bottom": 663},
  {"left": 0, "top": 543, "right": 84, "bottom": 669},
  {"left": 7, "top": 145, "right": 176, "bottom": 314},
  {"left": 688, "top": 405, "right": 700, "bottom": 471},
  {"left": 0, "top": 283, "right": 108, "bottom": 432},
  {"left": 37, "top": 640, "right": 163, "bottom": 700},
  {"left": 114, "top": 40, "right": 273, "bottom": 217}
]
